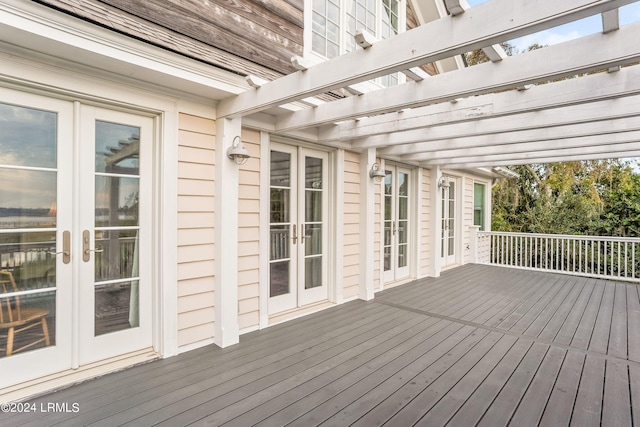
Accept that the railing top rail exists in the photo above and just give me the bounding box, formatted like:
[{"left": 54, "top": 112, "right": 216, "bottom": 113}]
[{"left": 477, "top": 231, "right": 640, "bottom": 243}]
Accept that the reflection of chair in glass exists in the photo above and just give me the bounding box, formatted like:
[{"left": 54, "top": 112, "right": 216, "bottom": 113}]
[{"left": 0, "top": 271, "right": 50, "bottom": 356}]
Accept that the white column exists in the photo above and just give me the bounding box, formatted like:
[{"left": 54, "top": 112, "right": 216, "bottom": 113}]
[
  {"left": 214, "top": 118, "right": 241, "bottom": 347},
  {"left": 429, "top": 166, "right": 443, "bottom": 277},
  {"left": 413, "top": 167, "right": 423, "bottom": 279},
  {"left": 334, "top": 149, "right": 345, "bottom": 304},
  {"left": 359, "top": 149, "right": 376, "bottom": 300},
  {"left": 469, "top": 225, "right": 480, "bottom": 264}
]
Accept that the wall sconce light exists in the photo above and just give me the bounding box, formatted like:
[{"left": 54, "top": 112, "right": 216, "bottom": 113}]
[
  {"left": 438, "top": 176, "right": 450, "bottom": 188},
  {"left": 369, "top": 162, "right": 386, "bottom": 182},
  {"left": 226, "top": 136, "right": 250, "bottom": 165}
]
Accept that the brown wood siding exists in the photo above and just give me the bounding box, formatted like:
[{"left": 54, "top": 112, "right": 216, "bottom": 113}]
[
  {"left": 98, "top": 0, "right": 303, "bottom": 75},
  {"left": 237, "top": 129, "right": 262, "bottom": 332},
  {"left": 177, "top": 113, "right": 216, "bottom": 347}
]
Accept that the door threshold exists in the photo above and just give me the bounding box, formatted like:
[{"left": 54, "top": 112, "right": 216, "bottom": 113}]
[
  {"left": 0, "top": 348, "right": 158, "bottom": 403},
  {"left": 381, "top": 277, "right": 414, "bottom": 291},
  {"left": 442, "top": 263, "right": 461, "bottom": 272},
  {"left": 269, "top": 301, "right": 335, "bottom": 326}
]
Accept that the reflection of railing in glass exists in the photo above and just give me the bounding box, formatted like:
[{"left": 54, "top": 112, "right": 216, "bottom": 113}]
[
  {"left": 0, "top": 241, "right": 56, "bottom": 290},
  {"left": 270, "top": 228, "right": 289, "bottom": 261},
  {"left": 94, "top": 236, "right": 137, "bottom": 282}
]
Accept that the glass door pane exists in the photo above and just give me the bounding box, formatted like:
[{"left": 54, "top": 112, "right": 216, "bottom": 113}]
[
  {"left": 0, "top": 103, "right": 58, "bottom": 358},
  {"left": 269, "top": 151, "right": 293, "bottom": 297},
  {"left": 397, "top": 172, "right": 408, "bottom": 269},
  {"left": 303, "top": 156, "right": 323, "bottom": 290},
  {"left": 94, "top": 121, "right": 141, "bottom": 336},
  {"left": 383, "top": 171, "right": 393, "bottom": 272}
]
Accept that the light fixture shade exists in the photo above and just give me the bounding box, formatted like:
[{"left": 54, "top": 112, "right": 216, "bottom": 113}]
[
  {"left": 227, "top": 136, "right": 250, "bottom": 165},
  {"left": 369, "top": 162, "right": 386, "bottom": 182},
  {"left": 438, "top": 176, "right": 450, "bottom": 188}
]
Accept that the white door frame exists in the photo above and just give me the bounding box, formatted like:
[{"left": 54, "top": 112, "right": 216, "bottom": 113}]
[
  {"left": 441, "top": 175, "right": 460, "bottom": 267},
  {"left": 77, "top": 106, "right": 154, "bottom": 365},
  {"left": 267, "top": 141, "right": 330, "bottom": 315},
  {"left": 0, "top": 89, "right": 74, "bottom": 387},
  {"left": 0, "top": 87, "right": 161, "bottom": 388},
  {"left": 382, "top": 165, "right": 412, "bottom": 284}
]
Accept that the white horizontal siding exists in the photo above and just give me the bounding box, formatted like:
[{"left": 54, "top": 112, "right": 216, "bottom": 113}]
[
  {"left": 177, "top": 113, "right": 216, "bottom": 348},
  {"left": 238, "top": 129, "right": 261, "bottom": 333},
  {"left": 343, "top": 151, "right": 361, "bottom": 299}
]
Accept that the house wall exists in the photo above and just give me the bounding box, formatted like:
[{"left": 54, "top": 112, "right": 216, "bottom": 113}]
[
  {"left": 177, "top": 113, "right": 216, "bottom": 348},
  {"left": 343, "top": 151, "right": 361, "bottom": 300},
  {"left": 420, "top": 168, "right": 432, "bottom": 277},
  {"left": 238, "top": 130, "right": 262, "bottom": 332},
  {"left": 374, "top": 173, "right": 382, "bottom": 292},
  {"left": 463, "top": 176, "right": 474, "bottom": 265}
]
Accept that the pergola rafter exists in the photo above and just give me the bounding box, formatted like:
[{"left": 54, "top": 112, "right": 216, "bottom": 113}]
[
  {"left": 338, "top": 64, "right": 640, "bottom": 147},
  {"left": 366, "top": 96, "right": 640, "bottom": 152},
  {"left": 436, "top": 150, "right": 640, "bottom": 169},
  {"left": 218, "top": 0, "right": 635, "bottom": 119},
  {"left": 275, "top": 23, "right": 640, "bottom": 132},
  {"left": 409, "top": 131, "right": 640, "bottom": 163},
  {"left": 383, "top": 119, "right": 640, "bottom": 158},
  {"left": 219, "top": 0, "right": 640, "bottom": 168}
]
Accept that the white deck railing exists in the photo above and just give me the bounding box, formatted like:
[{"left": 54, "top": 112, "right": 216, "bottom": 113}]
[{"left": 471, "top": 227, "right": 640, "bottom": 283}]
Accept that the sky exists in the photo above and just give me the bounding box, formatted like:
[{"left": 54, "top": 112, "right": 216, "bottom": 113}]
[{"left": 466, "top": 0, "right": 640, "bottom": 52}]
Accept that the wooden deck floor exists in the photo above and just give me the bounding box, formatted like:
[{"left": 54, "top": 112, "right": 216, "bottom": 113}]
[{"left": 3, "top": 264, "right": 640, "bottom": 426}]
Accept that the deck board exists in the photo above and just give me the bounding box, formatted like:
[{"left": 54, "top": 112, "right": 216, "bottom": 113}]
[
  {"left": 445, "top": 338, "right": 534, "bottom": 426},
  {"left": 508, "top": 346, "right": 566, "bottom": 427},
  {"left": 626, "top": 285, "right": 640, "bottom": 362},
  {"left": 602, "top": 360, "right": 633, "bottom": 427},
  {"left": 550, "top": 278, "right": 596, "bottom": 345},
  {"left": 2, "top": 265, "right": 639, "bottom": 427},
  {"left": 570, "top": 355, "right": 605, "bottom": 427},
  {"left": 538, "top": 351, "right": 585, "bottom": 427}
]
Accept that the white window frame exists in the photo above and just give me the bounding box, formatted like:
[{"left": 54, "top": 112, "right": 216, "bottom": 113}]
[
  {"left": 473, "top": 179, "right": 492, "bottom": 232},
  {"left": 304, "top": 0, "right": 407, "bottom": 85}
]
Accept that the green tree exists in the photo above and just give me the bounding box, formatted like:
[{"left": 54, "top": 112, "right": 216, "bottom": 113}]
[{"left": 492, "top": 160, "right": 640, "bottom": 237}]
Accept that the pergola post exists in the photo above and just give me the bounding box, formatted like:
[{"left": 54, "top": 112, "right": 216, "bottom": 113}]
[
  {"left": 359, "top": 148, "right": 377, "bottom": 300},
  {"left": 430, "top": 167, "right": 443, "bottom": 277},
  {"left": 214, "top": 118, "right": 241, "bottom": 347},
  {"left": 470, "top": 225, "right": 480, "bottom": 264}
]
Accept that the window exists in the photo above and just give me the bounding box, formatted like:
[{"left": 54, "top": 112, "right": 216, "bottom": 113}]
[
  {"left": 311, "top": 0, "right": 402, "bottom": 85},
  {"left": 474, "top": 182, "right": 486, "bottom": 231}
]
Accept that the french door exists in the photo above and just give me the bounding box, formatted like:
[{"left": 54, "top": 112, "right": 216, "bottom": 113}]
[
  {"left": 441, "top": 176, "right": 457, "bottom": 266},
  {"left": 0, "top": 88, "right": 152, "bottom": 387},
  {"left": 269, "top": 144, "right": 328, "bottom": 314},
  {"left": 383, "top": 166, "right": 410, "bottom": 283}
]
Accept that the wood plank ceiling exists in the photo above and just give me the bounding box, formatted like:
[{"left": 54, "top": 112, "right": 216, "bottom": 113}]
[{"left": 219, "top": 0, "right": 640, "bottom": 168}]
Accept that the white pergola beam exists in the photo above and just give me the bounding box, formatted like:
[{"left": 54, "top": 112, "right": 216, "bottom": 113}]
[
  {"left": 409, "top": 130, "right": 640, "bottom": 163},
  {"left": 387, "top": 118, "right": 640, "bottom": 157},
  {"left": 325, "top": 64, "right": 640, "bottom": 143},
  {"left": 422, "top": 144, "right": 640, "bottom": 166},
  {"left": 436, "top": 150, "right": 640, "bottom": 169},
  {"left": 358, "top": 95, "right": 640, "bottom": 150},
  {"left": 218, "top": 0, "right": 635, "bottom": 118},
  {"left": 275, "top": 22, "right": 640, "bottom": 131}
]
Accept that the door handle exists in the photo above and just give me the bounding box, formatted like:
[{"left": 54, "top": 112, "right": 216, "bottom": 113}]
[
  {"left": 83, "top": 230, "right": 103, "bottom": 262},
  {"left": 292, "top": 224, "right": 297, "bottom": 245},
  {"left": 49, "top": 230, "right": 71, "bottom": 264}
]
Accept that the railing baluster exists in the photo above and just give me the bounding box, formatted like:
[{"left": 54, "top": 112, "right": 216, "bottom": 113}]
[{"left": 478, "top": 232, "right": 640, "bottom": 282}]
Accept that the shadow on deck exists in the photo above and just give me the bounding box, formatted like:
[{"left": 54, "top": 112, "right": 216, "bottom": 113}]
[{"left": 2, "top": 264, "right": 639, "bottom": 426}]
